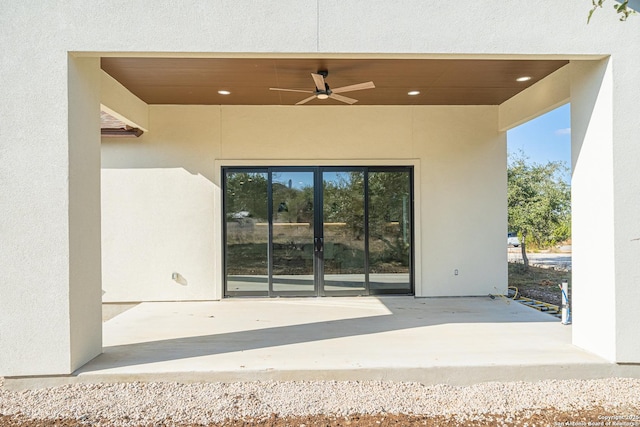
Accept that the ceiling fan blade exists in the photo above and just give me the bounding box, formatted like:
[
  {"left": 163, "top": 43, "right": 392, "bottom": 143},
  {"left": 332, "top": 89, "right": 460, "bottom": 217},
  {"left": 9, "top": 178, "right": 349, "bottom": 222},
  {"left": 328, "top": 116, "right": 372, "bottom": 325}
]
[
  {"left": 296, "top": 95, "right": 318, "bottom": 105},
  {"left": 311, "top": 73, "right": 326, "bottom": 91},
  {"left": 331, "top": 81, "right": 375, "bottom": 94},
  {"left": 270, "top": 87, "right": 314, "bottom": 93},
  {"left": 329, "top": 93, "right": 358, "bottom": 105}
]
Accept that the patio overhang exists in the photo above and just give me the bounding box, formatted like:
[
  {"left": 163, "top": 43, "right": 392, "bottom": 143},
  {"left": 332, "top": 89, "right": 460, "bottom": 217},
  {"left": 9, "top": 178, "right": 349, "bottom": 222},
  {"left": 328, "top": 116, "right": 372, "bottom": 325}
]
[{"left": 99, "top": 56, "right": 569, "bottom": 107}]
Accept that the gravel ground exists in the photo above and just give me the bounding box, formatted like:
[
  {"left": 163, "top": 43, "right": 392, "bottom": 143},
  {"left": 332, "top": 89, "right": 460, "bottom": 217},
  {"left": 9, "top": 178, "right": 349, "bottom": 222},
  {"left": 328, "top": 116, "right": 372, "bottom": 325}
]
[{"left": 1, "top": 377, "right": 639, "bottom": 426}]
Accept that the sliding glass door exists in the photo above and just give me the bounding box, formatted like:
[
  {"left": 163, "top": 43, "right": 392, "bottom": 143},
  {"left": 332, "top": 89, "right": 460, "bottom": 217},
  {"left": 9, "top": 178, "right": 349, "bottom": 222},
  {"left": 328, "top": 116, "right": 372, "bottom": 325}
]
[
  {"left": 224, "top": 171, "right": 269, "bottom": 294},
  {"left": 223, "top": 166, "right": 413, "bottom": 297},
  {"left": 368, "top": 169, "right": 412, "bottom": 294},
  {"left": 321, "top": 169, "right": 367, "bottom": 295},
  {"left": 271, "top": 170, "right": 316, "bottom": 295}
]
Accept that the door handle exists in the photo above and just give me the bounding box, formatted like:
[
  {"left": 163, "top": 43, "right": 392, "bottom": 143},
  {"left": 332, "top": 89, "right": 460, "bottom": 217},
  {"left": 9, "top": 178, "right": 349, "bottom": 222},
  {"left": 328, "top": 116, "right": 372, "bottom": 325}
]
[{"left": 314, "top": 237, "right": 323, "bottom": 252}]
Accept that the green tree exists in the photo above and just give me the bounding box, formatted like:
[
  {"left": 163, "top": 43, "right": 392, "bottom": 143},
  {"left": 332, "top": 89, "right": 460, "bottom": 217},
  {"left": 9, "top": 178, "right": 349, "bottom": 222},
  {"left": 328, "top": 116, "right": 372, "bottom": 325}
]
[
  {"left": 508, "top": 154, "right": 571, "bottom": 270},
  {"left": 589, "top": 0, "right": 637, "bottom": 22},
  {"left": 323, "top": 170, "right": 411, "bottom": 267},
  {"left": 368, "top": 171, "right": 411, "bottom": 267},
  {"left": 323, "top": 171, "right": 365, "bottom": 238},
  {"left": 225, "top": 172, "right": 268, "bottom": 220}
]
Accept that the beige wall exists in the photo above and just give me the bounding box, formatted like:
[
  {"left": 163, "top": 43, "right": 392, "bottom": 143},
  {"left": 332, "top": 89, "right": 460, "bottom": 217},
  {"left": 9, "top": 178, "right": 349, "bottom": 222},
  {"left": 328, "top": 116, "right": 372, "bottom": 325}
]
[
  {"left": 102, "top": 106, "right": 220, "bottom": 302},
  {"left": 102, "top": 104, "right": 506, "bottom": 300},
  {"left": 219, "top": 106, "right": 413, "bottom": 160},
  {"left": 414, "top": 107, "right": 505, "bottom": 296}
]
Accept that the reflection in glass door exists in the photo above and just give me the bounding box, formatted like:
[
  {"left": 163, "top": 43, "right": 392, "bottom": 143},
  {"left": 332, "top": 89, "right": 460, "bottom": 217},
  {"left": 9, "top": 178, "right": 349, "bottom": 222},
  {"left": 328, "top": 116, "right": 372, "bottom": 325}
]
[
  {"left": 271, "top": 171, "right": 316, "bottom": 295},
  {"left": 368, "top": 170, "right": 412, "bottom": 294},
  {"left": 223, "top": 166, "right": 413, "bottom": 297},
  {"left": 322, "top": 170, "right": 366, "bottom": 295},
  {"left": 224, "top": 171, "right": 269, "bottom": 295}
]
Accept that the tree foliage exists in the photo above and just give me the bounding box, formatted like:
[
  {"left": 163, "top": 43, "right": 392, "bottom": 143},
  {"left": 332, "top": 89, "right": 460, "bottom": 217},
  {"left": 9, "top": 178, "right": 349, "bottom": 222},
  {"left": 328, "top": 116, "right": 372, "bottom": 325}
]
[
  {"left": 226, "top": 170, "right": 412, "bottom": 269},
  {"left": 368, "top": 171, "right": 411, "bottom": 266},
  {"left": 225, "top": 172, "right": 269, "bottom": 220},
  {"left": 323, "top": 171, "right": 411, "bottom": 266},
  {"left": 589, "top": 0, "right": 636, "bottom": 22},
  {"left": 508, "top": 154, "right": 571, "bottom": 269}
]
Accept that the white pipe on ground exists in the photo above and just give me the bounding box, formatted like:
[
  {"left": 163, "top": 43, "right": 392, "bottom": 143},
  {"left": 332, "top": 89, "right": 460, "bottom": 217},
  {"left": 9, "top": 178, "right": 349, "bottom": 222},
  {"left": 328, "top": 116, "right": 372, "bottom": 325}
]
[{"left": 561, "top": 280, "right": 571, "bottom": 325}]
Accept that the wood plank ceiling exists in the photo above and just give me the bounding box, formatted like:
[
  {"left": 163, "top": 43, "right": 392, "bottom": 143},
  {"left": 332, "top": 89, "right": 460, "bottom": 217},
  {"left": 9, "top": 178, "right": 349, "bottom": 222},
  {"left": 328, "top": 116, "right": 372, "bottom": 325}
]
[{"left": 101, "top": 57, "right": 569, "bottom": 106}]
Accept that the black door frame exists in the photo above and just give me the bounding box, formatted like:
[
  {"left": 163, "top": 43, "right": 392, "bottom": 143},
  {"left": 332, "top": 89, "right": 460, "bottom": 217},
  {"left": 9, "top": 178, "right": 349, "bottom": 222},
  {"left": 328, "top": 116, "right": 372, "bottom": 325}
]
[{"left": 223, "top": 166, "right": 414, "bottom": 297}]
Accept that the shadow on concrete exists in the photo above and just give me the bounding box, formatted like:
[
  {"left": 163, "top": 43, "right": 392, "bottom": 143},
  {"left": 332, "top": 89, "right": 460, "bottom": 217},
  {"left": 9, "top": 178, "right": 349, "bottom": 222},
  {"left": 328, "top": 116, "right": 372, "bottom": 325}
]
[{"left": 78, "top": 297, "right": 555, "bottom": 373}]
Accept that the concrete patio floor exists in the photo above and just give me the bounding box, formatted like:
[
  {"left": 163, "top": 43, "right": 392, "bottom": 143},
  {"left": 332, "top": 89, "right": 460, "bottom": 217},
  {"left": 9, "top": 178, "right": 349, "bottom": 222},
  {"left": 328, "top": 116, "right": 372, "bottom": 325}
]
[{"left": 6, "top": 297, "right": 640, "bottom": 389}]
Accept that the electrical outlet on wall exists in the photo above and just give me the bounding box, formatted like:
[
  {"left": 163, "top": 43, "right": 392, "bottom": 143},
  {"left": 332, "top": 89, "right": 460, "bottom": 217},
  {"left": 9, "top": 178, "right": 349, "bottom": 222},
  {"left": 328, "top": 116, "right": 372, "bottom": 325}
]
[{"left": 171, "top": 272, "right": 187, "bottom": 285}]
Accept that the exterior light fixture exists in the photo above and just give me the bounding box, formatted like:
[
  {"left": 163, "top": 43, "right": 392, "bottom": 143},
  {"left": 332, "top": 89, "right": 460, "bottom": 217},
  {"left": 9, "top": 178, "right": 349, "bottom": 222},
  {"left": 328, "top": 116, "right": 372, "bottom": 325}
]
[
  {"left": 516, "top": 76, "right": 532, "bottom": 82},
  {"left": 408, "top": 90, "right": 420, "bottom": 96},
  {"left": 218, "top": 90, "right": 231, "bottom": 95}
]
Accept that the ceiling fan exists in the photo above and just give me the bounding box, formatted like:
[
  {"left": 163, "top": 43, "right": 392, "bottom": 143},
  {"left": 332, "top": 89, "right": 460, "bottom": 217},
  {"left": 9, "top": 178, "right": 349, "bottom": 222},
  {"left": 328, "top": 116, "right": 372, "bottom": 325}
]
[{"left": 270, "top": 70, "right": 375, "bottom": 105}]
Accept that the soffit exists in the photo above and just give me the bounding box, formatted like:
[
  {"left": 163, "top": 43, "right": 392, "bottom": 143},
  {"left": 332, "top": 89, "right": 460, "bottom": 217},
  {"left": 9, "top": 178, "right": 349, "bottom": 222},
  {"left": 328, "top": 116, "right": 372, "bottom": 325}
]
[{"left": 100, "top": 57, "right": 569, "bottom": 106}]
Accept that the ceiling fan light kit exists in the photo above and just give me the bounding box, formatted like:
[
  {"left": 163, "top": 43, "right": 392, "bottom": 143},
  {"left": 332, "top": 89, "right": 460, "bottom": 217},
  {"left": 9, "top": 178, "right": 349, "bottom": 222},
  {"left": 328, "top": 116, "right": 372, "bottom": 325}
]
[{"left": 270, "top": 70, "right": 375, "bottom": 105}]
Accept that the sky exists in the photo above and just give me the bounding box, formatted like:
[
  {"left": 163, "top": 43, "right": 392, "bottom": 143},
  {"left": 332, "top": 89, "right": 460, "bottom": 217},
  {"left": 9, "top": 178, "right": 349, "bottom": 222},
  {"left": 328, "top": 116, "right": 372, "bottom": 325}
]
[{"left": 507, "top": 103, "right": 571, "bottom": 182}]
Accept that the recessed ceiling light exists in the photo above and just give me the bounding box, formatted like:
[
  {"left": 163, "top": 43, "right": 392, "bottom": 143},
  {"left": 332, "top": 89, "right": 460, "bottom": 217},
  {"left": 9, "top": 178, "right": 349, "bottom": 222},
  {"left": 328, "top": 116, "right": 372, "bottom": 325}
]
[
  {"left": 516, "top": 76, "right": 532, "bottom": 82},
  {"left": 408, "top": 90, "right": 420, "bottom": 96},
  {"left": 218, "top": 90, "right": 231, "bottom": 95}
]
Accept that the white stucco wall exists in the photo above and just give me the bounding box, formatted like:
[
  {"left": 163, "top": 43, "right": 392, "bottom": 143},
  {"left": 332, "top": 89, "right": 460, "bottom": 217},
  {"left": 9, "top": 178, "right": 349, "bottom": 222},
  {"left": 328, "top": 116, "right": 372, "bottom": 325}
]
[
  {"left": 2, "top": 0, "right": 640, "bottom": 375},
  {"left": 609, "top": 56, "right": 640, "bottom": 364},
  {"left": 68, "top": 57, "right": 103, "bottom": 370},
  {"left": 0, "top": 55, "right": 103, "bottom": 376},
  {"left": 570, "top": 59, "right": 617, "bottom": 362},
  {"left": 101, "top": 104, "right": 505, "bottom": 301}
]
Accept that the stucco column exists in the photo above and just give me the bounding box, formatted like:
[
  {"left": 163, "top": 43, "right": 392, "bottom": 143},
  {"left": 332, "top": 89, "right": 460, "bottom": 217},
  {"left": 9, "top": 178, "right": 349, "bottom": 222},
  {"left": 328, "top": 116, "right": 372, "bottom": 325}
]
[
  {"left": 571, "top": 58, "right": 640, "bottom": 363},
  {"left": 609, "top": 53, "right": 640, "bottom": 363},
  {"left": 0, "top": 56, "right": 102, "bottom": 376}
]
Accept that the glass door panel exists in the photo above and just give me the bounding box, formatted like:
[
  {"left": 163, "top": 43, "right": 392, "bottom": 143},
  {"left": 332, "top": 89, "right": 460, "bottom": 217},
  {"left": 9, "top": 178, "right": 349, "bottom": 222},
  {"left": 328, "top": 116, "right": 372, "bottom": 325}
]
[
  {"left": 271, "top": 171, "right": 316, "bottom": 294},
  {"left": 224, "top": 171, "right": 269, "bottom": 295},
  {"left": 224, "top": 166, "right": 413, "bottom": 297},
  {"left": 368, "top": 170, "right": 412, "bottom": 294},
  {"left": 322, "top": 170, "right": 366, "bottom": 294}
]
